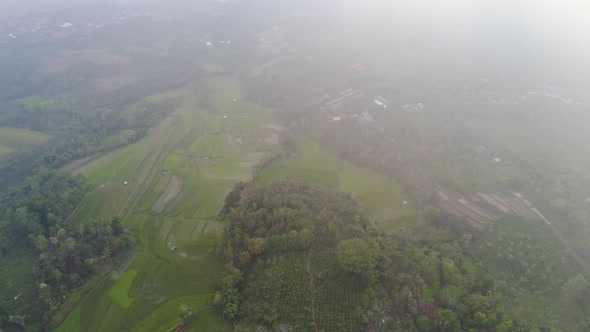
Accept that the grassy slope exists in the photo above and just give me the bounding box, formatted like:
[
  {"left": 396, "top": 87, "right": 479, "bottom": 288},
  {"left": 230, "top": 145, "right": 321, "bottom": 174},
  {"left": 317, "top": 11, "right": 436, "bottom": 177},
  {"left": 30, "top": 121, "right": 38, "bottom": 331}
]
[
  {"left": 256, "top": 135, "right": 414, "bottom": 233},
  {"left": 54, "top": 76, "right": 269, "bottom": 332},
  {"left": 0, "top": 127, "right": 52, "bottom": 150},
  {"left": 339, "top": 163, "right": 415, "bottom": 232},
  {"left": 256, "top": 135, "right": 341, "bottom": 189}
]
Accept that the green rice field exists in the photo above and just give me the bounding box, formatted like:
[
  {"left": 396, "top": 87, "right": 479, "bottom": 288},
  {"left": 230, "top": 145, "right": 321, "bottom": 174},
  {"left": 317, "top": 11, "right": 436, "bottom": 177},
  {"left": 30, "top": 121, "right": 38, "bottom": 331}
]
[
  {"left": 53, "top": 74, "right": 414, "bottom": 331},
  {"left": 53, "top": 76, "right": 271, "bottom": 331}
]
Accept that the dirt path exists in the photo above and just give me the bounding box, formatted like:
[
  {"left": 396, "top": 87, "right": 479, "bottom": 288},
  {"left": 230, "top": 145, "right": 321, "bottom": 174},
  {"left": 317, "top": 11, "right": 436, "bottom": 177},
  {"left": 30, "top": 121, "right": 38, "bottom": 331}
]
[
  {"left": 115, "top": 250, "right": 137, "bottom": 277},
  {"left": 528, "top": 207, "right": 590, "bottom": 280},
  {"left": 120, "top": 114, "right": 178, "bottom": 216},
  {"left": 64, "top": 191, "right": 92, "bottom": 224},
  {"left": 152, "top": 175, "right": 182, "bottom": 213},
  {"left": 306, "top": 249, "right": 319, "bottom": 332},
  {"left": 57, "top": 155, "right": 94, "bottom": 173}
]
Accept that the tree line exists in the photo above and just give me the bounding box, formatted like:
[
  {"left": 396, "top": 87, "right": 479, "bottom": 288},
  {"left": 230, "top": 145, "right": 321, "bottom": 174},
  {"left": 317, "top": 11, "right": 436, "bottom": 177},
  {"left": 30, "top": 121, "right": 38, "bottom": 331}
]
[{"left": 0, "top": 169, "right": 132, "bottom": 330}]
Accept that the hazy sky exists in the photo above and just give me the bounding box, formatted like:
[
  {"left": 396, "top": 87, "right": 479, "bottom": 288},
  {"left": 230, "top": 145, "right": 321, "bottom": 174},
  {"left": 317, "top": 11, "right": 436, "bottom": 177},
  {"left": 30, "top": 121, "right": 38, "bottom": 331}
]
[
  {"left": 326, "top": 0, "right": 590, "bottom": 87},
  {"left": 3, "top": 0, "right": 587, "bottom": 87}
]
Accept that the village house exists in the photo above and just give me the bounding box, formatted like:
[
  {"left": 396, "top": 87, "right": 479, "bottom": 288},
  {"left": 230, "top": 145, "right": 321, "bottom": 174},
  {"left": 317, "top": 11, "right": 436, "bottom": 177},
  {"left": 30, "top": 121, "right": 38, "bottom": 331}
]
[{"left": 373, "top": 95, "right": 390, "bottom": 108}]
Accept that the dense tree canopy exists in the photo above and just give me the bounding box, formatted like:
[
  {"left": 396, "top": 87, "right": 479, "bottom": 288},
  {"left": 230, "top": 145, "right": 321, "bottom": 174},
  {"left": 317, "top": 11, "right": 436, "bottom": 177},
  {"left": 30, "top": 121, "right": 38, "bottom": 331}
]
[
  {"left": 220, "top": 181, "right": 377, "bottom": 267},
  {"left": 0, "top": 169, "right": 87, "bottom": 255},
  {"left": 0, "top": 169, "right": 131, "bottom": 329},
  {"left": 218, "top": 181, "right": 379, "bottom": 331},
  {"left": 336, "top": 238, "right": 379, "bottom": 274},
  {"left": 215, "top": 180, "right": 576, "bottom": 331}
]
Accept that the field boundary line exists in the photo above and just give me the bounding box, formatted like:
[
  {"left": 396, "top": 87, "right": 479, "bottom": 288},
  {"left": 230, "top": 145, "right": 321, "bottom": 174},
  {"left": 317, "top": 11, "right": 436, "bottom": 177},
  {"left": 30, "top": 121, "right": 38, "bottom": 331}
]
[
  {"left": 113, "top": 250, "right": 138, "bottom": 277},
  {"left": 64, "top": 190, "right": 92, "bottom": 224},
  {"left": 46, "top": 260, "right": 118, "bottom": 330}
]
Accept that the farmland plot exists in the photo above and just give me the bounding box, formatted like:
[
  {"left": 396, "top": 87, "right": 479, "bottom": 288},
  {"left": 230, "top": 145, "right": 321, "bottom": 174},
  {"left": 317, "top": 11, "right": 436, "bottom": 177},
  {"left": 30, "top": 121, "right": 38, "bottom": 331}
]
[{"left": 54, "top": 76, "right": 273, "bottom": 331}]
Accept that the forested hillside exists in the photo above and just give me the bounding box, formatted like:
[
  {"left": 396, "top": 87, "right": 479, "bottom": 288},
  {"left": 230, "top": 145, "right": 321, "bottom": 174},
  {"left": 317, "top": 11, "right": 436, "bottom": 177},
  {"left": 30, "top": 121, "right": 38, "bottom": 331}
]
[
  {"left": 218, "top": 181, "right": 380, "bottom": 331},
  {"left": 215, "top": 181, "right": 585, "bottom": 331}
]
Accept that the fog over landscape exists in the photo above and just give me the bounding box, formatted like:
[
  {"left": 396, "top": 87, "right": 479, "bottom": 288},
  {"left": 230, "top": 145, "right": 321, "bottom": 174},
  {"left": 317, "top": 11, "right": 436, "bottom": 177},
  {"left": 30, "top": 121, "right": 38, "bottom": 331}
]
[{"left": 0, "top": 0, "right": 589, "bottom": 331}]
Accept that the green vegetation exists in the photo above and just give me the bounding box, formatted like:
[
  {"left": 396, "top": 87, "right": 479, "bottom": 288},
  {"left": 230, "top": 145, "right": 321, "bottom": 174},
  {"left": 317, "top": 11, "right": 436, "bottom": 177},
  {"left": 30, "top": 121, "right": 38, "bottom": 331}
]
[
  {"left": 0, "top": 127, "right": 51, "bottom": 150},
  {"left": 240, "top": 18, "right": 590, "bottom": 328},
  {"left": 243, "top": 128, "right": 587, "bottom": 330},
  {"left": 219, "top": 181, "right": 378, "bottom": 331},
  {"left": 0, "top": 127, "right": 52, "bottom": 174},
  {"left": 368, "top": 212, "right": 552, "bottom": 331},
  {"left": 2, "top": 1, "right": 590, "bottom": 331},
  {"left": 0, "top": 66, "right": 276, "bottom": 330},
  {"left": 0, "top": 170, "right": 87, "bottom": 256},
  {"left": 359, "top": 204, "right": 587, "bottom": 331},
  {"left": 0, "top": 244, "right": 38, "bottom": 329},
  {"left": 339, "top": 163, "right": 414, "bottom": 231},
  {"left": 218, "top": 180, "right": 576, "bottom": 331},
  {"left": 472, "top": 216, "right": 586, "bottom": 328},
  {"left": 256, "top": 135, "right": 414, "bottom": 232},
  {"left": 256, "top": 135, "right": 341, "bottom": 188},
  {"left": 33, "top": 218, "right": 132, "bottom": 317},
  {"left": 131, "top": 295, "right": 230, "bottom": 332},
  {"left": 336, "top": 238, "right": 379, "bottom": 274},
  {"left": 50, "top": 73, "right": 275, "bottom": 331},
  {"left": 0, "top": 169, "right": 132, "bottom": 330},
  {"left": 0, "top": 145, "right": 13, "bottom": 157},
  {"left": 0, "top": 87, "right": 183, "bottom": 189},
  {"left": 108, "top": 270, "right": 139, "bottom": 309}
]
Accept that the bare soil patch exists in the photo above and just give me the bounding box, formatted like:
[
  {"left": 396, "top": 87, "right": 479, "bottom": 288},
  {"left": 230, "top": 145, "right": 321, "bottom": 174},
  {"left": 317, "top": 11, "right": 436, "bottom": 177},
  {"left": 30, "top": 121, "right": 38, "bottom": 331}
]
[
  {"left": 438, "top": 190, "right": 541, "bottom": 227},
  {"left": 152, "top": 175, "right": 182, "bottom": 213},
  {"left": 57, "top": 155, "right": 94, "bottom": 173}
]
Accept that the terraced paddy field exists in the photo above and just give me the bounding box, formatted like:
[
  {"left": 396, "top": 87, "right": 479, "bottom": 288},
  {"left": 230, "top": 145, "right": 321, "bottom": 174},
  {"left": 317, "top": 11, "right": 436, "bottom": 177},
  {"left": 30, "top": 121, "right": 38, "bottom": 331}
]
[
  {"left": 256, "top": 135, "right": 415, "bottom": 233},
  {"left": 53, "top": 76, "right": 270, "bottom": 332},
  {"left": 53, "top": 75, "right": 413, "bottom": 331}
]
